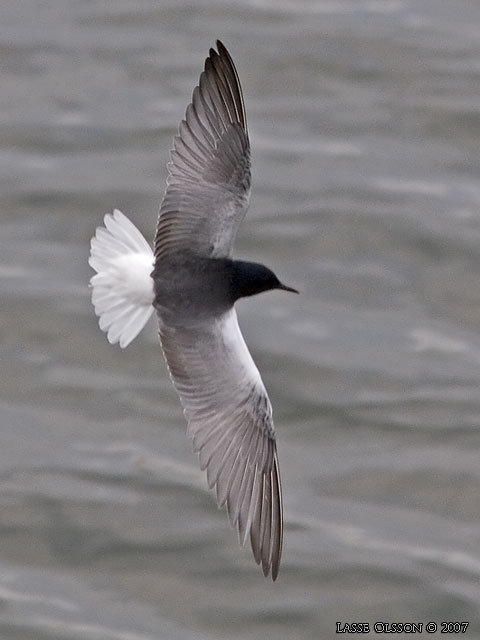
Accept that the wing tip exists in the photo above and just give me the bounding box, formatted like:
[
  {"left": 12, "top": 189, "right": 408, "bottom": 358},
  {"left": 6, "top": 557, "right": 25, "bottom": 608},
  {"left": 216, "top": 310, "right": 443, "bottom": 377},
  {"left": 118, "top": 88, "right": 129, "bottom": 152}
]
[
  {"left": 249, "top": 450, "right": 283, "bottom": 581},
  {"left": 215, "top": 39, "right": 228, "bottom": 58}
]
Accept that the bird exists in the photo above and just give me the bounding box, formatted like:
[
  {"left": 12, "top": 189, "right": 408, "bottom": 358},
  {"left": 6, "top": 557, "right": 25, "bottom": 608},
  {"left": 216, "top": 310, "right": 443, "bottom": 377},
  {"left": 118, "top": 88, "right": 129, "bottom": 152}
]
[{"left": 88, "top": 40, "right": 298, "bottom": 581}]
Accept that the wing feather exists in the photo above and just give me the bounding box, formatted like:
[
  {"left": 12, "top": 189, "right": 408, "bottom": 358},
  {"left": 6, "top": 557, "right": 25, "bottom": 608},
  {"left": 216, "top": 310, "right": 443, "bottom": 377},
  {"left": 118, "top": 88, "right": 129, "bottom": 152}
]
[
  {"left": 158, "top": 309, "right": 283, "bottom": 580},
  {"left": 154, "top": 41, "right": 251, "bottom": 260}
]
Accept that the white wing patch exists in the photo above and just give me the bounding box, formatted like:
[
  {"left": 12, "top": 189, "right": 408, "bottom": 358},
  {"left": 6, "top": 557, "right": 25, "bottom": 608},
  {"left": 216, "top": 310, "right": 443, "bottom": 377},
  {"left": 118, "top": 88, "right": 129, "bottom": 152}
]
[{"left": 219, "top": 309, "right": 263, "bottom": 387}]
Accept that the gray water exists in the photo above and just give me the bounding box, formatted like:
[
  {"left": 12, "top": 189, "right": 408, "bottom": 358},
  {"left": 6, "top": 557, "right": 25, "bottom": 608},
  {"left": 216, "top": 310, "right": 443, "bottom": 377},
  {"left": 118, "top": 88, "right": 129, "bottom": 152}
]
[{"left": 2, "top": 1, "right": 480, "bottom": 638}]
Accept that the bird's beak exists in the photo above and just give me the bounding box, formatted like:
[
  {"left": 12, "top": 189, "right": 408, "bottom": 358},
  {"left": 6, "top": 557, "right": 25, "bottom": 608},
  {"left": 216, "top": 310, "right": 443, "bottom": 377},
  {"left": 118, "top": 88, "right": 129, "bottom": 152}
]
[{"left": 277, "top": 282, "right": 299, "bottom": 294}]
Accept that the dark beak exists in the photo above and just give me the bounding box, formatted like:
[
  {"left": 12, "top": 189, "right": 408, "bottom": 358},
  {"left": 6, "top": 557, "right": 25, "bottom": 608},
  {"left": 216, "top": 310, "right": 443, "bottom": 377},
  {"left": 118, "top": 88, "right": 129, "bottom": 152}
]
[{"left": 277, "top": 282, "right": 299, "bottom": 294}]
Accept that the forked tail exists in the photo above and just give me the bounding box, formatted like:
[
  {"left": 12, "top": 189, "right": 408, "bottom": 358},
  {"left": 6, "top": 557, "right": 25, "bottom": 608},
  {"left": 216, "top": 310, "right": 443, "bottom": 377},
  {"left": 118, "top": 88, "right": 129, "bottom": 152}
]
[{"left": 89, "top": 209, "right": 155, "bottom": 348}]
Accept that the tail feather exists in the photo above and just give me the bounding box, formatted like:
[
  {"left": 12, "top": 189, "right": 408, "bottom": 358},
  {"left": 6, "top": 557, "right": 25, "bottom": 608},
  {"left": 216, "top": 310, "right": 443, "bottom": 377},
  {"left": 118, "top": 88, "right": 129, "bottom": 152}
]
[{"left": 89, "top": 209, "right": 155, "bottom": 348}]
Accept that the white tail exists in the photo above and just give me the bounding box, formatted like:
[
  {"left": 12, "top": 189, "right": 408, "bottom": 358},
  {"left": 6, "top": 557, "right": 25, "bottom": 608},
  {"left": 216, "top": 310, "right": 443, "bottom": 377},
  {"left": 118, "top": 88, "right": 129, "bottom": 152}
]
[{"left": 89, "top": 209, "right": 155, "bottom": 348}]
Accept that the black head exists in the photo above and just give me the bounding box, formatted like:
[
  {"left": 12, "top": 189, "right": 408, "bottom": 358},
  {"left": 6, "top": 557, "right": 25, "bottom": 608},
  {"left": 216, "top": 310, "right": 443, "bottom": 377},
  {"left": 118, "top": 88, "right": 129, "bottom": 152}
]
[{"left": 231, "top": 260, "right": 299, "bottom": 301}]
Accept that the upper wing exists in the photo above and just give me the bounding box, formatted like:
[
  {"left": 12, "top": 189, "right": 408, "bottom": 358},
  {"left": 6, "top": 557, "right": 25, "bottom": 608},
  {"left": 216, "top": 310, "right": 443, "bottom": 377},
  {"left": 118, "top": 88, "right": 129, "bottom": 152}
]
[
  {"left": 159, "top": 309, "right": 283, "bottom": 580},
  {"left": 154, "top": 40, "right": 251, "bottom": 260}
]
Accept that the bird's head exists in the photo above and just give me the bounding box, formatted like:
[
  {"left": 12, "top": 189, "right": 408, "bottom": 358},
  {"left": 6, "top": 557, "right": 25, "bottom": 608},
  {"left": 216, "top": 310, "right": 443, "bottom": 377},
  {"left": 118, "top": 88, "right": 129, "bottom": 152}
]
[{"left": 231, "top": 260, "right": 299, "bottom": 300}]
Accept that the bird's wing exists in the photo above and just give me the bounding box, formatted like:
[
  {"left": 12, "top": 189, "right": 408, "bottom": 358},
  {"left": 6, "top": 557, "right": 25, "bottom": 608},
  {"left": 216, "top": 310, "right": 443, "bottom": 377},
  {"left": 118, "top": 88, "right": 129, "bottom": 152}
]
[
  {"left": 154, "top": 40, "right": 251, "bottom": 260},
  {"left": 159, "top": 308, "right": 283, "bottom": 580}
]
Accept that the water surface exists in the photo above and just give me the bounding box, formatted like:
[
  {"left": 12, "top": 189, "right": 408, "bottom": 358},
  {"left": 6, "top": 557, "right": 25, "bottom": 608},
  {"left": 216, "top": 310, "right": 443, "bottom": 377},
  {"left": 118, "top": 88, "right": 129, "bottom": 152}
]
[{"left": 2, "top": 1, "right": 480, "bottom": 637}]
